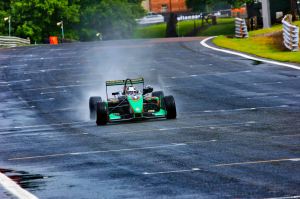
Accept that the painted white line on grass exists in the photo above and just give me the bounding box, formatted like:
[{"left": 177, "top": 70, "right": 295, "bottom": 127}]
[
  {"left": 200, "top": 37, "right": 300, "bottom": 71},
  {"left": 0, "top": 172, "right": 38, "bottom": 199}
]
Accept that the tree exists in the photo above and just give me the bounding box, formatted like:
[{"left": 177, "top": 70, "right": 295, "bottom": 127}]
[
  {"left": 185, "top": 0, "right": 252, "bottom": 13},
  {"left": 0, "top": 0, "right": 145, "bottom": 41},
  {"left": 71, "top": 0, "right": 146, "bottom": 41},
  {"left": 0, "top": 0, "right": 11, "bottom": 36},
  {"left": 9, "top": 0, "right": 80, "bottom": 41},
  {"left": 185, "top": 0, "right": 214, "bottom": 12}
]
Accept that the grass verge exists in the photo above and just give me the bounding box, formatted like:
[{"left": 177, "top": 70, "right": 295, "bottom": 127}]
[
  {"left": 133, "top": 23, "right": 167, "bottom": 38},
  {"left": 213, "top": 21, "right": 300, "bottom": 64},
  {"left": 196, "top": 23, "right": 235, "bottom": 36},
  {"left": 133, "top": 18, "right": 235, "bottom": 39}
]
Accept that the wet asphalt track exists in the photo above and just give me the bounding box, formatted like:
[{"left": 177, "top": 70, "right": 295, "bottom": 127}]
[{"left": 1, "top": 37, "right": 300, "bottom": 199}]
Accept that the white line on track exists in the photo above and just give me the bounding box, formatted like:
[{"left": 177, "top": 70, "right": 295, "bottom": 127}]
[
  {"left": 200, "top": 37, "right": 300, "bottom": 71},
  {"left": 1, "top": 106, "right": 35, "bottom": 111},
  {"left": 143, "top": 168, "right": 201, "bottom": 175},
  {"left": 54, "top": 107, "right": 84, "bottom": 111},
  {"left": 0, "top": 172, "right": 38, "bottom": 199},
  {"left": 263, "top": 196, "right": 300, "bottom": 199},
  {"left": 0, "top": 98, "right": 55, "bottom": 105},
  {"left": 181, "top": 105, "right": 289, "bottom": 114},
  {"left": 40, "top": 90, "right": 66, "bottom": 95},
  {"left": 0, "top": 121, "right": 88, "bottom": 130},
  {"left": 0, "top": 79, "right": 31, "bottom": 84},
  {"left": 161, "top": 70, "right": 259, "bottom": 79},
  {"left": 18, "top": 66, "right": 94, "bottom": 74},
  {"left": 109, "top": 122, "right": 256, "bottom": 135},
  {"left": 24, "top": 83, "right": 98, "bottom": 91},
  {"left": 9, "top": 140, "right": 217, "bottom": 160},
  {"left": 144, "top": 158, "right": 300, "bottom": 175},
  {"left": 0, "top": 66, "right": 9, "bottom": 69}
]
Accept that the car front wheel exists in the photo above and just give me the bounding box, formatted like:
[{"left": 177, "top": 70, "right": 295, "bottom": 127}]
[
  {"left": 96, "top": 102, "right": 108, "bottom": 125},
  {"left": 164, "top": 95, "right": 176, "bottom": 119},
  {"left": 89, "top": 96, "right": 102, "bottom": 120}
]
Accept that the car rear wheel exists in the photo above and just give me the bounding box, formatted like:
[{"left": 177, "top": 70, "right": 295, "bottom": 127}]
[
  {"left": 96, "top": 102, "right": 108, "bottom": 125},
  {"left": 164, "top": 95, "right": 176, "bottom": 119},
  {"left": 89, "top": 96, "right": 102, "bottom": 120},
  {"left": 152, "top": 91, "right": 164, "bottom": 108}
]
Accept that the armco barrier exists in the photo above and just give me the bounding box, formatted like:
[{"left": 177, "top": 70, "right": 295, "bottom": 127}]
[
  {"left": 282, "top": 15, "right": 299, "bottom": 52},
  {"left": 235, "top": 18, "right": 249, "bottom": 38},
  {"left": 0, "top": 36, "right": 30, "bottom": 46}
]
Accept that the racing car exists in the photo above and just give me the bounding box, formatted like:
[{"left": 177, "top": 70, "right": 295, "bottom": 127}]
[{"left": 89, "top": 78, "right": 176, "bottom": 125}]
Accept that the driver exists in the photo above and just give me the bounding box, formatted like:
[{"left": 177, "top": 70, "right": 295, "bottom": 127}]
[{"left": 126, "top": 86, "right": 138, "bottom": 95}]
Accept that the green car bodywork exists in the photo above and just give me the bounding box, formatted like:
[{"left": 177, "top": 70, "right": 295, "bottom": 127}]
[{"left": 90, "top": 78, "right": 176, "bottom": 125}]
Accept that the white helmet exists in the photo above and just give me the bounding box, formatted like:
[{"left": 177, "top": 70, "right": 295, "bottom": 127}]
[{"left": 126, "top": 86, "right": 137, "bottom": 94}]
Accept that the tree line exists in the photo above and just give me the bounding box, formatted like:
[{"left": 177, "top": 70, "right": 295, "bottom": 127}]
[
  {"left": 185, "top": 0, "right": 252, "bottom": 12},
  {"left": 0, "top": 0, "right": 146, "bottom": 41},
  {"left": 0, "top": 0, "right": 249, "bottom": 42}
]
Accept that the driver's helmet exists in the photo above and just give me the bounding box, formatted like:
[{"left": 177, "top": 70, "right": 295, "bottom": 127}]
[{"left": 126, "top": 86, "right": 137, "bottom": 95}]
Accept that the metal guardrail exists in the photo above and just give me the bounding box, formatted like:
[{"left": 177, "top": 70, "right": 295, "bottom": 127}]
[
  {"left": 282, "top": 15, "right": 299, "bottom": 52},
  {"left": 0, "top": 36, "right": 30, "bottom": 46},
  {"left": 235, "top": 18, "right": 249, "bottom": 38}
]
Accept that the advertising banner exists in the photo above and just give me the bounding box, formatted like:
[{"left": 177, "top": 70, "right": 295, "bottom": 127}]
[{"left": 177, "top": 10, "right": 231, "bottom": 21}]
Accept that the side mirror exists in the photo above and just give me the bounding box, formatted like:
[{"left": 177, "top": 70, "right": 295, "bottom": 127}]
[{"left": 143, "top": 85, "right": 153, "bottom": 95}]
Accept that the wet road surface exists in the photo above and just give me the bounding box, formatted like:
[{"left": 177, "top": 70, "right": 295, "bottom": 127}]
[{"left": 1, "top": 37, "right": 300, "bottom": 198}]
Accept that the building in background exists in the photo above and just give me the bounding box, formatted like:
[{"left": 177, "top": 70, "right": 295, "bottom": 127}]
[
  {"left": 141, "top": 0, "right": 189, "bottom": 15},
  {"left": 142, "top": 0, "right": 151, "bottom": 11}
]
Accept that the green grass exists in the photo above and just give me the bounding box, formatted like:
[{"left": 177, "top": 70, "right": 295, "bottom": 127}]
[
  {"left": 133, "top": 18, "right": 236, "bottom": 39},
  {"left": 133, "top": 23, "right": 167, "bottom": 39},
  {"left": 196, "top": 23, "right": 235, "bottom": 36},
  {"left": 177, "top": 20, "right": 202, "bottom": 37},
  {"left": 213, "top": 21, "right": 300, "bottom": 64},
  {"left": 248, "top": 23, "right": 283, "bottom": 36}
]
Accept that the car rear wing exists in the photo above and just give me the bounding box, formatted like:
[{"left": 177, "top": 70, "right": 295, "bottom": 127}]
[
  {"left": 106, "top": 78, "right": 144, "bottom": 86},
  {"left": 106, "top": 78, "right": 144, "bottom": 100}
]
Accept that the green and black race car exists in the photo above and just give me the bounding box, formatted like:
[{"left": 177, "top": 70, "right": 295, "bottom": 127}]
[{"left": 89, "top": 78, "right": 176, "bottom": 125}]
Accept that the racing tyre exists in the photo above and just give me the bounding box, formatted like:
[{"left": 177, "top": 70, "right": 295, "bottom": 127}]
[
  {"left": 152, "top": 91, "right": 164, "bottom": 108},
  {"left": 164, "top": 95, "right": 176, "bottom": 119},
  {"left": 89, "top": 96, "right": 102, "bottom": 120},
  {"left": 96, "top": 102, "right": 108, "bottom": 125}
]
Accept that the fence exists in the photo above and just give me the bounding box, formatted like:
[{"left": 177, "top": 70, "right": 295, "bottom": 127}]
[
  {"left": 282, "top": 15, "right": 299, "bottom": 52},
  {"left": 235, "top": 18, "right": 249, "bottom": 38},
  {"left": 0, "top": 36, "right": 30, "bottom": 46}
]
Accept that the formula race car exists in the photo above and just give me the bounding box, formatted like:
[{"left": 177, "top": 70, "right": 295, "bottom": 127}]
[{"left": 89, "top": 78, "right": 176, "bottom": 125}]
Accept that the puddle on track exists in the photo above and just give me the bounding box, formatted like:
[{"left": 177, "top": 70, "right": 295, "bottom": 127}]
[
  {"left": 251, "top": 60, "right": 264, "bottom": 66},
  {"left": 0, "top": 168, "right": 52, "bottom": 191}
]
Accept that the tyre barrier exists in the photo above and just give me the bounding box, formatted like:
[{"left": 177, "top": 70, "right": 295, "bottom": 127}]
[
  {"left": 235, "top": 18, "right": 249, "bottom": 38},
  {"left": 282, "top": 15, "right": 299, "bottom": 52},
  {"left": 43, "top": 37, "right": 79, "bottom": 44}
]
